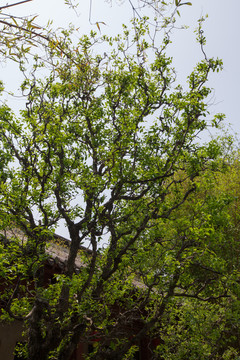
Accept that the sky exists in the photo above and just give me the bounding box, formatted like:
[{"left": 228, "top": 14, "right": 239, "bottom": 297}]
[
  {"left": 1, "top": 0, "right": 239, "bottom": 138},
  {"left": 1, "top": 0, "right": 239, "bottom": 239}
]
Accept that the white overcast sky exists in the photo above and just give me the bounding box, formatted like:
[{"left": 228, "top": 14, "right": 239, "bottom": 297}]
[{"left": 1, "top": 0, "right": 239, "bottom": 137}]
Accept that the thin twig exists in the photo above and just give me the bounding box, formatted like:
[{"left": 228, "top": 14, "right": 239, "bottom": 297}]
[{"left": 0, "top": 0, "right": 33, "bottom": 11}]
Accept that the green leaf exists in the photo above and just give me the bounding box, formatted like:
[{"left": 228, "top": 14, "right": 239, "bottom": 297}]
[{"left": 179, "top": 1, "right": 192, "bottom": 6}]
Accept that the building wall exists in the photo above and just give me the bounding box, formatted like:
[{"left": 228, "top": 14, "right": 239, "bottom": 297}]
[{"left": 0, "top": 320, "right": 23, "bottom": 360}]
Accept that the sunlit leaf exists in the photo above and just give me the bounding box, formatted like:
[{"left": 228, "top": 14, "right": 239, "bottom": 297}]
[
  {"left": 11, "top": 16, "right": 18, "bottom": 27},
  {"left": 95, "top": 21, "right": 106, "bottom": 33},
  {"left": 96, "top": 22, "right": 100, "bottom": 32},
  {"left": 179, "top": 1, "right": 192, "bottom": 6}
]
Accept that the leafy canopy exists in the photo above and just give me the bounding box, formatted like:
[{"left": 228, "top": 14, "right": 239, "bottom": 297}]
[{"left": 0, "top": 3, "right": 238, "bottom": 360}]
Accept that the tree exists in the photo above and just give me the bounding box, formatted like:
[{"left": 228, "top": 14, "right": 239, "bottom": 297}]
[
  {"left": 0, "top": 0, "right": 191, "bottom": 60},
  {"left": 0, "top": 2, "right": 238, "bottom": 359},
  {"left": 151, "top": 157, "right": 240, "bottom": 359}
]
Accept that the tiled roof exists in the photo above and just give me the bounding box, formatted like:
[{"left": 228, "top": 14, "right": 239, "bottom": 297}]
[
  {"left": 1, "top": 227, "right": 145, "bottom": 288},
  {"left": 0, "top": 227, "right": 91, "bottom": 271}
]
